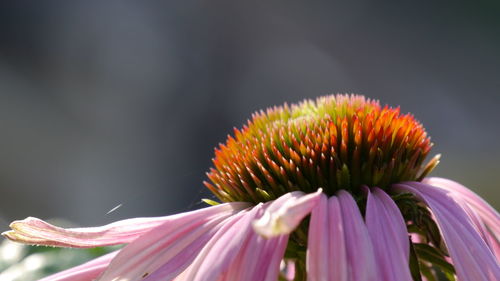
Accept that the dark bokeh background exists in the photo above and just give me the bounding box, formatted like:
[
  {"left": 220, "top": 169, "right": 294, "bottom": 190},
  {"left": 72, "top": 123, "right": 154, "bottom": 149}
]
[{"left": 0, "top": 1, "right": 499, "bottom": 231}]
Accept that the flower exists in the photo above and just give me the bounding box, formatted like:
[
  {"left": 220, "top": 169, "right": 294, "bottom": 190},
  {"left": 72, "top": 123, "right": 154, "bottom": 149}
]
[{"left": 3, "top": 94, "right": 499, "bottom": 281}]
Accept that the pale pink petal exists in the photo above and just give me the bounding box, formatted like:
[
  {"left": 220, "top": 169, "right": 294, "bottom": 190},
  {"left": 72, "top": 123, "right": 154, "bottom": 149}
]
[
  {"left": 222, "top": 231, "right": 289, "bottom": 281},
  {"left": 2, "top": 202, "right": 249, "bottom": 248},
  {"left": 307, "top": 193, "right": 331, "bottom": 281},
  {"left": 304, "top": 192, "right": 378, "bottom": 281},
  {"left": 365, "top": 187, "right": 412, "bottom": 281},
  {"left": 39, "top": 251, "right": 118, "bottom": 281},
  {"left": 138, "top": 215, "right": 232, "bottom": 281},
  {"left": 422, "top": 177, "right": 499, "bottom": 234},
  {"left": 180, "top": 204, "right": 264, "bottom": 281},
  {"left": 281, "top": 260, "right": 296, "bottom": 281},
  {"left": 219, "top": 231, "right": 258, "bottom": 281},
  {"left": 423, "top": 177, "right": 500, "bottom": 258},
  {"left": 394, "top": 182, "right": 500, "bottom": 281},
  {"left": 327, "top": 196, "right": 348, "bottom": 281},
  {"left": 307, "top": 193, "right": 349, "bottom": 281},
  {"left": 2, "top": 216, "right": 171, "bottom": 248},
  {"left": 97, "top": 203, "right": 248, "bottom": 281},
  {"left": 262, "top": 234, "right": 289, "bottom": 281},
  {"left": 463, "top": 202, "right": 500, "bottom": 259},
  {"left": 261, "top": 191, "right": 308, "bottom": 214},
  {"left": 409, "top": 232, "right": 424, "bottom": 243},
  {"left": 253, "top": 189, "right": 322, "bottom": 237},
  {"left": 337, "top": 190, "right": 380, "bottom": 281},
  {"left": 178, "top": 195, "right": 296, "bottom": 281}
]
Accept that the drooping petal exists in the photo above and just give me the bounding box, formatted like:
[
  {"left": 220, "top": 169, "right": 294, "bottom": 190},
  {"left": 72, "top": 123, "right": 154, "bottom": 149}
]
[
  {"left": 307, "top": 191, "right": 383, "bottom": 281},
  {"left": 394, "top": 182, "right": 500, "bottom": 281},
  {"left": 138, "top": 215, "right": 234, "bottom": 281},
  {"left": 259, "top": 191, "right": 308, "bottom": 214},
  {"left": 307, "top": 193, "right": 330, "bottom": 281},
  {"left": 365, "top": 187, "right": 412, "bottom": 281},
  {"left": 460, "top": 200, "right": 500, "bottom": 259},
  {"left": 327, "top": 196, "right": 348, "bottom": 281},
  {"left": 2, "top": 217, "right": 171, "bottom": 248},
  {"left": 97, "top": 203, "right": 249, "bottom": 281},
  {"left": 253, "top": 189, "right": 322, "bottom": 237},
  {"left": 423, "top": 177, "right": 500, "bottom": 258},
  {"left": 221, "top": 231, "right": 289, "bottom": 281},
  {"left": 177, "top": 191, "right": 312, "bottom": 281},
  {"left": 138, "top": 219, "right": 226, "bottom": 281},
  {"left": 262, "top": 234, "right": 290, "bottom": 281},
  {"left": 422, "top": 177, "right": 499, "bottom": 234},
  {"left": 338, "top": 190, "right": 380, "bottom": 281},
  {"left": 435, "top": 183, "right": 500, "bottom": 260},
  {"left": 307, "top": 193, "right": 348, "bottom": 281},
  {"left": 179, "top": 204, "right": 265, "bottom": 281},
  {"left": 2, "top": 202, "right": 249, "bottom": 248},
  {"left": 39, "top": 251, "right": 118, "bottom": 281}
]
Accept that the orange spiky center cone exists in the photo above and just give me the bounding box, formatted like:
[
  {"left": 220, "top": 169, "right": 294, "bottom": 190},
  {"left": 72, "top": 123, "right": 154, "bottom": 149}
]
[{"left": 205, "top": 94, "right": 437, "bottom": 203}]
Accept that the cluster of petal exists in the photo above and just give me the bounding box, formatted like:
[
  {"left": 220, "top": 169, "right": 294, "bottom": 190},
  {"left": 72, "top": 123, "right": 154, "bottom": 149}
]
[
  {"left": 2, "top": 192, "right": 320, "bottom": 281},
  {"left": 2, "top": 177, "right": 499, "bottom": 281},
  {"left": 395, "top": 179, "right": 499, "bottom": 280}
]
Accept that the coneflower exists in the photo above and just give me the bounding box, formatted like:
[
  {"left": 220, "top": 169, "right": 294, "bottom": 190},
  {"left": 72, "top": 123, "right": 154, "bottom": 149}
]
[{"left": 3, "top": 94, "right": 499, "bottom": 281}]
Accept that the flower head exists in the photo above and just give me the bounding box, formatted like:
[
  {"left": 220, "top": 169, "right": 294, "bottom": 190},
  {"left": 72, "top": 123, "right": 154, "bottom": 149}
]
[
  {"left": 2, "top": 94, "right": 499, "bottom": 281},
  {"left": 206, "top": 95, "right": 434, "bottom": 202}
]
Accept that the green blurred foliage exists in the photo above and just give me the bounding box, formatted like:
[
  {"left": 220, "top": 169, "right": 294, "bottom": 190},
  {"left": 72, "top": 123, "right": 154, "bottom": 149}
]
[{"left": 0, "top": 238, "right": 119, "bottom": 281}]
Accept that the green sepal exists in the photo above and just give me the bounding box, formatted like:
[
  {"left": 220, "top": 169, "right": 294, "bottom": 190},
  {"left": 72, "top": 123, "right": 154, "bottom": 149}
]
[
  {"left": 409, "top": 240, "right": 423, "bottom": 281},
  {"left": 414, "top": 243, "right": 456, "bottom": 280},
  {"left": 419, "top": 263, "right": 438, "bottom": 281}
]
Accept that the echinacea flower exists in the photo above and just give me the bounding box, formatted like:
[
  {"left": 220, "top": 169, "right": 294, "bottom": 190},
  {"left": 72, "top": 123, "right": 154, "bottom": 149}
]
[{"left": 3, "top": 94, "right": 499, "bottom": 281}]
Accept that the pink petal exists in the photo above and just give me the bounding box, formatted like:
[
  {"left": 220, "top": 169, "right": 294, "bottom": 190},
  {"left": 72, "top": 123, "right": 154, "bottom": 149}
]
[
  {"left": 394, "top": 182, "right": 500, "bottom": 281},
  {"left": 365, "top": 187, "right": 412, "bottom": 281},
  {"left": 2, "top": 203, "right": 249, "bottom": 248},
  {"left": 307, "top": 193, "right": 330, "bottom": 281},
  {"left": 2, "top": 217, "right": 168, "bottom": 248},
  {"left": 306, "top": 192, "right": 384, "bottom": 281},
  {"left": 221, "top": 231, "right": 289, "bottom": 281},
  {"left": 139, "top": 215, "right": 233, "bottom": 281},
  {"left": 461, "top": 201, "right": 500, "bottom": 259},
  {"left": 253, "top": 189, "right": 322, "bottom": 237},
  {"left": 306, "top": 190, "right": 381, "bottom": 281},
  {"left": 254, "top": 235, "right": 289, "bottom": 281},
  {"left": 180, "top": 204, "right": 265, "bottom": 281},
  {"left": 280, "top": 260, "right": 296, "bottom": 281},
  {"left": 97, "top": 203, "right": 248, "bottom": 281},
  {"left": 262, "top": 234, "right": 289, "bottom": 281},
  {"left": 337, "top": 190, "right": 380, "bottom": 281},
  {"left": 423, "top": 177, "right": 500, "bottom": 257},
  {"left": 39, "top": 251, "right": 118, "bottom": 281},
  {"left": 422, "top": 177, "right": 499, "bottom": 233},
  {"left": 178, "top": 192, "right": 304, "bottom": 281},
  {"left": 327, "top": 196, "right": 349, "bottom": 281}
]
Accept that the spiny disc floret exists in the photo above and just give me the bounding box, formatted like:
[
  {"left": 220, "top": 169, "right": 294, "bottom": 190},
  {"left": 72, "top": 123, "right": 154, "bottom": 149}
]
[{"left": 205, "top": 95, "right": 433, "bottom": 203}]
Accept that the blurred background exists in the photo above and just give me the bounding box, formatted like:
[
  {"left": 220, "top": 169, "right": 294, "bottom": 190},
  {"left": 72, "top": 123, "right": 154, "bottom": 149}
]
[{"left": 0, "top": 1, "right": 499, "bottom": 235}]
